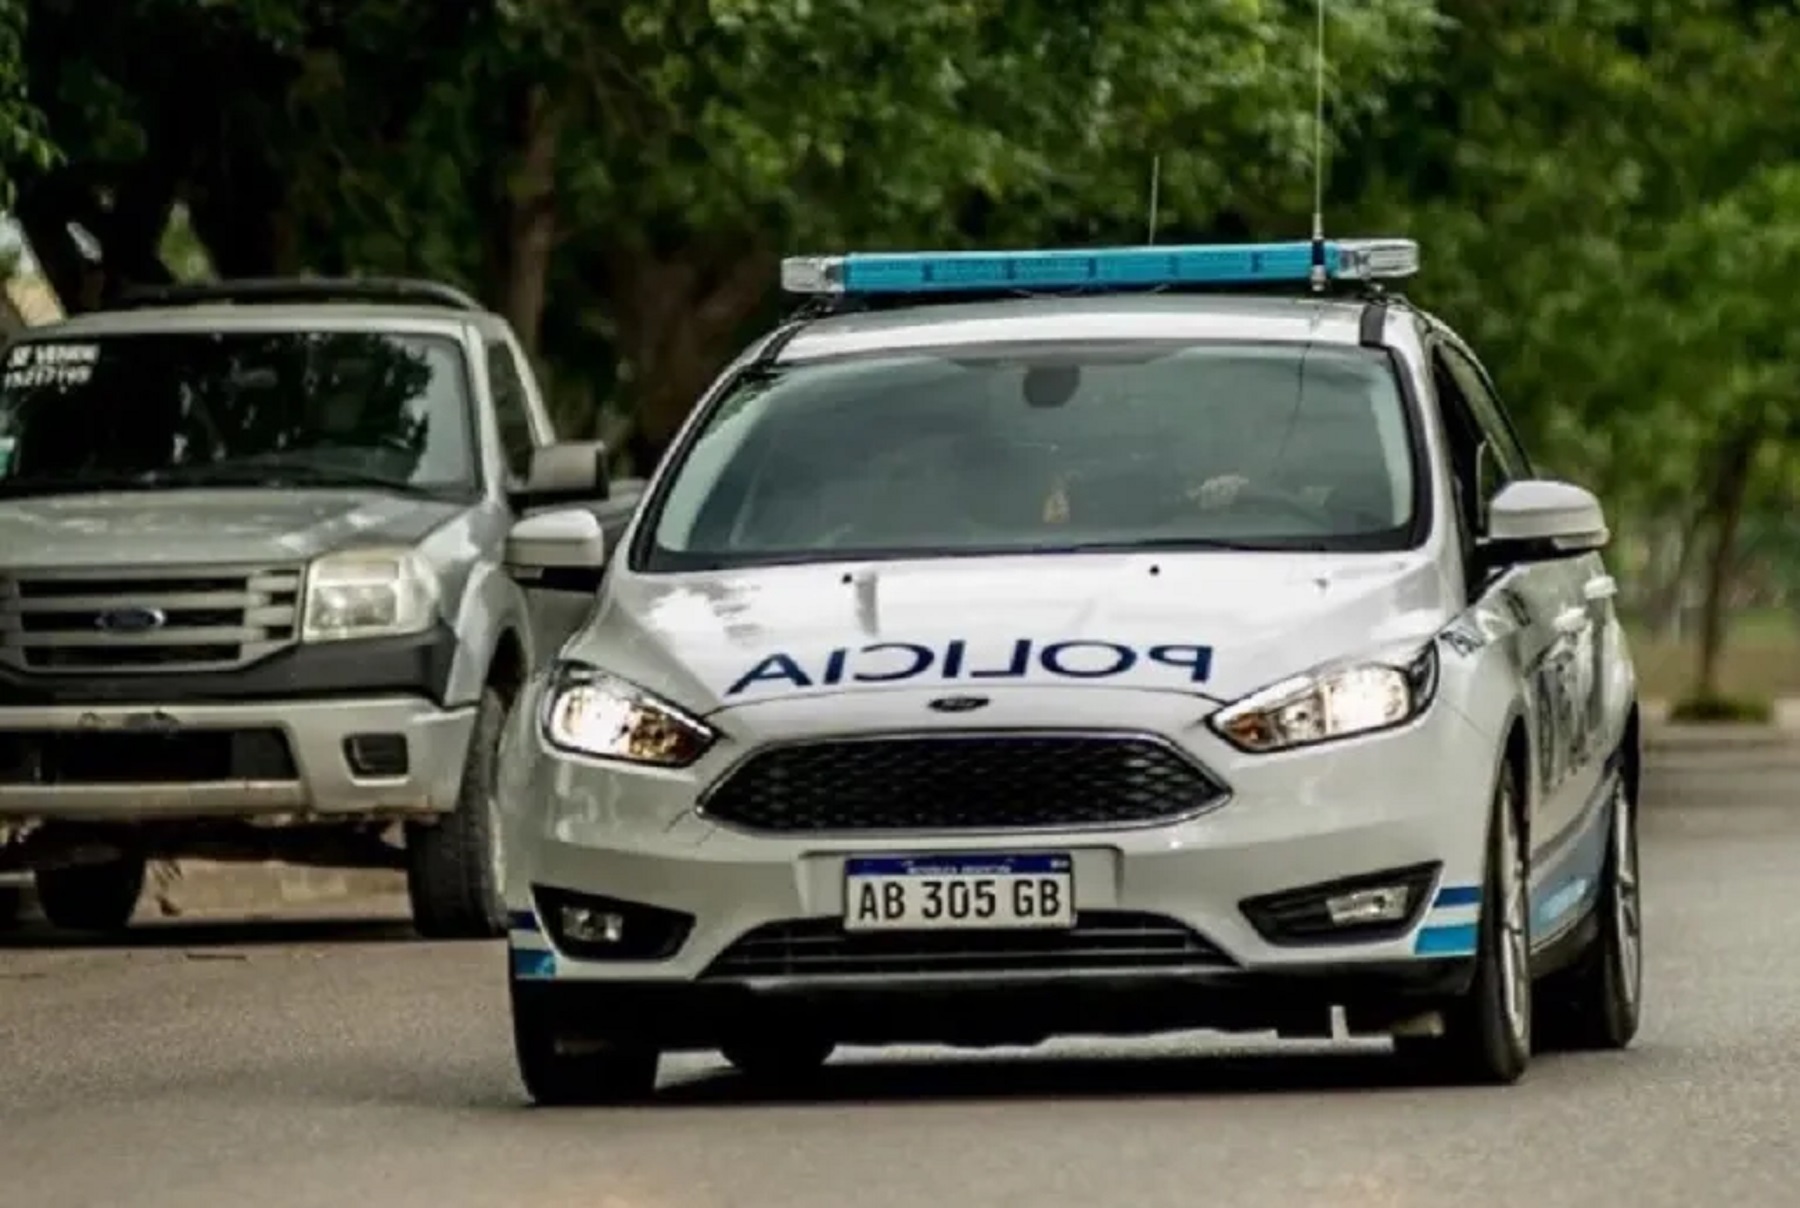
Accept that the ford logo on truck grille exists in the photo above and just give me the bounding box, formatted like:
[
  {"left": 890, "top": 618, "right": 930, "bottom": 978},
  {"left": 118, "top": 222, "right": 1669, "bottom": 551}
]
[{"left": 95, "top": 606, "right": 168, "bottom": 634}]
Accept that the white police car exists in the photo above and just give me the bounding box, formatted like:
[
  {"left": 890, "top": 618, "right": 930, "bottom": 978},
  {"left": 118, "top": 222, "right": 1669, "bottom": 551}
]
[{"left": 495, "top": 238, "right": 1642, "bottom": 1103}]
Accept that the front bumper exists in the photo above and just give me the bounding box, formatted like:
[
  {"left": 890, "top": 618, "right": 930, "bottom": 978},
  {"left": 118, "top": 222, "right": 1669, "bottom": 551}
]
[
  {"left": 501, "top": 683, "right": 1497, "bottom": 1044},
  {"left": 0, "top": 696, "right": 475, "bottom": 822}
]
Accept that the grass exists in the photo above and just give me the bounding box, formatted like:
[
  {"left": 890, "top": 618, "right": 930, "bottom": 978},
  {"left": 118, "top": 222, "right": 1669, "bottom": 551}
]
[{"left": 1624, "top": 608, "right": 1800, "bottom": 704}]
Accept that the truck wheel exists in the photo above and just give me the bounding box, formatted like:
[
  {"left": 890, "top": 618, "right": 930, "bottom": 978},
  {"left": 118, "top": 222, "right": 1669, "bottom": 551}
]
[
  {"left": 1533, "top": 775, "right": 1642, "bottom": 1051},
  {"left": 512, "top": 978, "right": 660, "bottom": 1106},
  {"left": 0, "top": 883, "right": 23, "bottom": 930},
  {"left": 406, "top": 687, "right": 508, "bottom": 940},
  {"left": 1397, "top": 760, "right": 1532, "bottom": 1085},
  {"left": 35, "top": 856, "right": 146, "bottom": 933}
]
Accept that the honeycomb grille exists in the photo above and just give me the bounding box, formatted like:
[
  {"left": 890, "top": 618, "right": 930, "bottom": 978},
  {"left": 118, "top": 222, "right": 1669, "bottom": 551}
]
[{"left": 701, "top": 733, "right": 1227, "bottom": 833}]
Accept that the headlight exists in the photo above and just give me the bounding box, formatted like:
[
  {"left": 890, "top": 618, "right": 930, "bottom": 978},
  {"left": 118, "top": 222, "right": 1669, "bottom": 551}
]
[
  {"left": 540, "top": 664, "right": 716, "bottom": 767},
  {"left": 1209, "top": 644, "right": 1438, "bottom": 754},
  {"left": 301, "top": 548, "right": 439, "bottom": 643}
]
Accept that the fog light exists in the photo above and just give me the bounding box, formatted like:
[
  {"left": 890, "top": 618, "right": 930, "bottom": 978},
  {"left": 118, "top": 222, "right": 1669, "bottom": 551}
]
[
  {"left": 1239, "top": 862, "right": 1439, "bottom": 946},
  {"left": 1324, "top": 885, "right": 1412, "bottom": 926},
  {"left": 561, "top": 905, "right": 626, "bottom": 945}
]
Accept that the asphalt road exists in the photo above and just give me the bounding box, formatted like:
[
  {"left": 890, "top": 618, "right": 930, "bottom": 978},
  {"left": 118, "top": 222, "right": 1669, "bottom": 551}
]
[{"left": 5, "top": 740, "right": 1800, "bottom": 1208}]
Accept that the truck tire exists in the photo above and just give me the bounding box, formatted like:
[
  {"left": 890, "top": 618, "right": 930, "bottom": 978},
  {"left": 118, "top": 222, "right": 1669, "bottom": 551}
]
[
  {"left": 35, "top": 856, "right": 146, "bottom": 933},
  {"left": 406, "top": 687, "right": 509, "bottom": 939}
]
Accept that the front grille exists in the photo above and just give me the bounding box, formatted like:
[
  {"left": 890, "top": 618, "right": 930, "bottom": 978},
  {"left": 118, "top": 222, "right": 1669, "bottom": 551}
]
[
  {"left": 0, "top": 566, "right": 304, "bottom": 674},
  {"left": 701, "top": 912, "right": 1235, "bottom": 979},
  {"left": 701, "top": 733, "right": 1227, "bottom": 833}
]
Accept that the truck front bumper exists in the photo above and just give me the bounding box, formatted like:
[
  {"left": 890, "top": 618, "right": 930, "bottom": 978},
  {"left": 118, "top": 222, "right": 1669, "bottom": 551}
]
[{"left": 0, "top": 696, "right": 476, "bottom": 822}]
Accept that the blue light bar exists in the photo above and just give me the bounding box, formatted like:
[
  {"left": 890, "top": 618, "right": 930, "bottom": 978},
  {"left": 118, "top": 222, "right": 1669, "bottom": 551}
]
[{"left": 780, "top": 238, "right": 1418, "bottom": 296}]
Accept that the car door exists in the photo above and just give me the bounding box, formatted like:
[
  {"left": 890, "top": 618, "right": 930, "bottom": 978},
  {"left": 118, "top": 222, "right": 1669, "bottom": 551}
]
[{"left": 1440, "top": 344, "right": 1610, "bottom": 917}]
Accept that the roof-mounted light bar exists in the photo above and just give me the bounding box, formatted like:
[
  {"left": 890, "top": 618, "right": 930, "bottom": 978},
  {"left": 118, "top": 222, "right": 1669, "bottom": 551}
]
[{"left": 780, "top": 238, "right": 1419, "bottom": 296}]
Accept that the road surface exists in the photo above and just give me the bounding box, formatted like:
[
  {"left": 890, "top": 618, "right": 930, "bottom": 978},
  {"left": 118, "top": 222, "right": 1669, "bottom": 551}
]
[{"left": 4, "top": 739, "right": 1800, "bottom": 1208}]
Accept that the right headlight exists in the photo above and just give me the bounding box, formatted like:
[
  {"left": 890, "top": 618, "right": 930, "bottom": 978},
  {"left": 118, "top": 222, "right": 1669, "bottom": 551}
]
[
  {"left": 539, "top": 663, "right": 717, "bottom": 768},
  {"left": 1209, "top": 643, "right": 1439, "bottom": 754}
]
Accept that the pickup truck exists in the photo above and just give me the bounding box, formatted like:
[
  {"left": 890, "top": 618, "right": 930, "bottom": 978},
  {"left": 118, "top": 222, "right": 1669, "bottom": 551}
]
[{"left": 0, "top": 277, "right": 631, "bottom": 938}]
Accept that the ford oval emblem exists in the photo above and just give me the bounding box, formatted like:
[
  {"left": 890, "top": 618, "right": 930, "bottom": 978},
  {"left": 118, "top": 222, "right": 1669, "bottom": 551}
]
[
  {"left": 928, "top": 695, "right": 990, "bottom": 714},
  {"left": 95, "top": 606, "right": 167, "bottom": 635}
]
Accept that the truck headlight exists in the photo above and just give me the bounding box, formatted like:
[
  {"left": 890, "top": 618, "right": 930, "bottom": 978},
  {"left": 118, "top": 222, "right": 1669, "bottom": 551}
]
[
  {"left": 541, "top": 664, "right": 716, "bottom": 767},
  {"left": 301, "top": 548, "right": 439, "bottom": 643},
  {"left": 1209, "top": 644, "right": 1438, "bottom": 754}
]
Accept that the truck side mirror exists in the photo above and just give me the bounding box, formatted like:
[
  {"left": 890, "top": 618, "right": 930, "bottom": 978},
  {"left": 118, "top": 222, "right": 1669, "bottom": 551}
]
[{"left": 512, "top": 441, "right": 610, "bottom": 513}]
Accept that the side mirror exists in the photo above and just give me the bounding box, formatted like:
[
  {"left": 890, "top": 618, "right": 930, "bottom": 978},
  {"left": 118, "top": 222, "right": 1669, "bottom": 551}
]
[
  {"left": 511, "top": 441, "right": 610, "bottom": 512},
  {"left": 504, "top": 508, "right": 608, "bottom": 593},
  {"left": 1480, "top": 479, "right": 1609, "bottom": 569}
]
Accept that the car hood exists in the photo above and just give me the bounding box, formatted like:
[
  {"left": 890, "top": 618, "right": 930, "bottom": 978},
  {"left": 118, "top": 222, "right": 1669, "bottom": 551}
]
[
  {"left": 567, "top": 551, "right": 1457, "bottom": 715},
  {"left": 0, "top": 489, "right": 464, "bottom": 568}
]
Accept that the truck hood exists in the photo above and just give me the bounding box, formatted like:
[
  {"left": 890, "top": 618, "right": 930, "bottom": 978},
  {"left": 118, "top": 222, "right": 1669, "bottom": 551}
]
[
  {"left": 569, "top": 551, "right": 1457, "bottom": 714},
  {"left": 0, "top": 489, "right": 464, "bottom": 568}
]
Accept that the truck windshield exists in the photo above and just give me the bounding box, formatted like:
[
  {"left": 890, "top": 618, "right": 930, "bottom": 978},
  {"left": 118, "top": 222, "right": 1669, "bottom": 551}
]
[
  {"left": 0, "top": 330, "right": 478, "bottom": 497},
  {"left": 639, "top": 339, "right": 1423, "bottom": 571}
]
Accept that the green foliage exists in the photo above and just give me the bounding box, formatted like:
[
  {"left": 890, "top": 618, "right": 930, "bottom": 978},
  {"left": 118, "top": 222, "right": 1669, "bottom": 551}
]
[
  {"left": 15, "top": 0, "right": 1800, "bottom": 701},
  {"left": 0, "top": 0, "right": 55, "bottom": 203}
]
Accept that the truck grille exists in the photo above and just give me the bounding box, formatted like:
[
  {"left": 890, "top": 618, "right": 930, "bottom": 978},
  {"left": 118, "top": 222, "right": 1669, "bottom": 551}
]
[
  {"left": 701, "top": 912, "right": 1235, "bottom": 979},
  {"left": 0, "top": 567, "right": 305, "bottom": 674},
  {"left": 700, "top": 733, "right": 1228, "bottom": 833}
]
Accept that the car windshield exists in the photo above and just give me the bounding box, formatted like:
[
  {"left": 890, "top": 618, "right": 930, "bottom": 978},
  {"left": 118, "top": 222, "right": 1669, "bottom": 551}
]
[
  {"left": 0, "top": 330, "right": 478, "bottom": 498},
  {"left": 639, "top": 340, "right": 1421, "bottom": 571}
]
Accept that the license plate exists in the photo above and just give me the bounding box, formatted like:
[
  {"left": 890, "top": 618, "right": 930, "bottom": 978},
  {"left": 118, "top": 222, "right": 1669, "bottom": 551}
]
[{"left": 843, "top": 853, "right": 1074, "bottom": 932}]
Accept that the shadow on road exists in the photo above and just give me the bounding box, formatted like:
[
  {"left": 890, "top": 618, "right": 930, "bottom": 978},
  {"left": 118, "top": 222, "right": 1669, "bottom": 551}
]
[
  {"left": 0, "top": 914, "right": 420, "bottom": 951},
  {"left": 617, "top": 1044, "right": 1500, "bottom": 1109}
]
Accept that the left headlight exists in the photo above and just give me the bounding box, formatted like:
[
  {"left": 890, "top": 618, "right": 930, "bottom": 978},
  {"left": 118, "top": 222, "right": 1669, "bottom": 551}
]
[
  {"left": 1209, "top": 644, "right": 1439, "bottom": 754},
  {"left": 301, "top": 547, "right": 439, "bottom": 643},
  {"left": 540, "top": 664, "right": 717, "bottom": 767}
]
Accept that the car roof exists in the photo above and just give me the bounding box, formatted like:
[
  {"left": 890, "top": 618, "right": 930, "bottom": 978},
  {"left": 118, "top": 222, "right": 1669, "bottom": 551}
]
[
  {"left": 20, "top": 302, "right": 493, "bottom": 340},
  {"left": 776, "top": 294, "right": 1381, "bottom": 363}
]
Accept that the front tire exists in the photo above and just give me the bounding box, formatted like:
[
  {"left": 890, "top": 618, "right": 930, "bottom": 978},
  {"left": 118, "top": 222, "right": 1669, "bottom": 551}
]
[
  {"left": 1399, "top": 761, "right": 1532, "bottom": 1085},
  {"left": 35, "top": 856, "right": 146, "bottom": 933},
  {"left": 1533, "top": 774, "right": 1642, "bottom": 1051},
  {"left": 406, "top": 687, "right": 509, "bottom": 940},
  {"left": 511, "top": 978, "right": 660, "bottom": 1106}
]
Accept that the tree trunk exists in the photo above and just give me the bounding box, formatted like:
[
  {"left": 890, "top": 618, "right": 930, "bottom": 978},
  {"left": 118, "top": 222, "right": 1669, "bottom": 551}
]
[
  {"left": 491, "top": 86, "right": 561, "bottom": 364},
  {"left": 606, "top": 245, "right": 777, "bottom": 467},
  {"left": 1650, "top": 506, "right": 1706, "bottom": 638},
  {"left": 1695, "top": 432, "right": 1759, "bottom": 699}
]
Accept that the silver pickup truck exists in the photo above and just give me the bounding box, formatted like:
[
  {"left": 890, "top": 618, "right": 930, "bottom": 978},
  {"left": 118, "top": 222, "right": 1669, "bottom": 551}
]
[{"left": 0, "top": 278, "right": 631, "bottom": 938}]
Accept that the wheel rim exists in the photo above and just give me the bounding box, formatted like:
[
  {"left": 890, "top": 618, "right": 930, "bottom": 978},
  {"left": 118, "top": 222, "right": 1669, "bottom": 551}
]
[
  {"left": 1497, "top": 788, "right": 1531, "bottom": 1049},
  {"left": 1612, "top": 782, "right": 1642, "bottom": 1007}
]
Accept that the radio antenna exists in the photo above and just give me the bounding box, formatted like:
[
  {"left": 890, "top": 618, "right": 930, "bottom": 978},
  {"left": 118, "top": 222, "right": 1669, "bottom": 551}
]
[
  {"left": 1308, "top": 0, "right": 1328, "bottom": 293},
  {"left": 1146, "top": 154, "right": 1162, "bottom": 245}
]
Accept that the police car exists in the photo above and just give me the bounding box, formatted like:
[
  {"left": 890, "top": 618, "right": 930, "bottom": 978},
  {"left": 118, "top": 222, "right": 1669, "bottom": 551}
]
[{"left": 495, "top": 238, "right": 1642, "bottom": 1103}]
